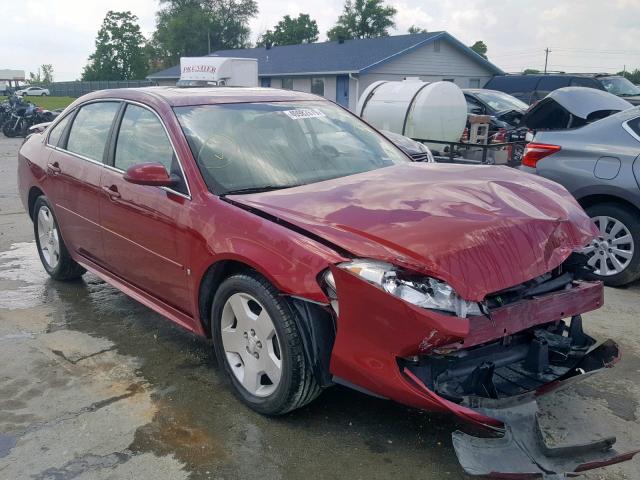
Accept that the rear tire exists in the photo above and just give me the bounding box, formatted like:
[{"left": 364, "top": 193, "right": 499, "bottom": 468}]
[
  {"left": 211, "top": 272, "right": 321, "bottom": 415},
  {"left": 33, "top": 196, "right": 86, "bottom": 281},
  {"left": 584, "top": 203, "right": 640, "bottom": 286}
]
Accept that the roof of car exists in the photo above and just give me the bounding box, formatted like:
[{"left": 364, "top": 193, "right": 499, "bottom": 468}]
[{"left": 82, "top": 86, "right": 323, "bottom": 107}]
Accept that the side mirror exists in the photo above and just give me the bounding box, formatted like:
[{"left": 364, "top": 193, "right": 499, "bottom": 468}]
[{"left": 123, "top": 162, "right": 175, "bottom": 187}]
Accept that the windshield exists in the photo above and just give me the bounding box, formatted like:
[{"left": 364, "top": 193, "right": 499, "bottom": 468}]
[
  {"left": 174, "top": 101, "right": 409, "bottom": 194},
  {"left": 473, "top": 90, "right": 528, "bottom": 113},
  {"left": 600, "top": 77, "right": 640, "bottom": 96}
]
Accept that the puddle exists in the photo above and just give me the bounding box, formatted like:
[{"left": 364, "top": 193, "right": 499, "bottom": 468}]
[
  {"left": 0, "top": 242, "right": 54, "bottom": 309},
  {"left": 0, "top": 242, "right": 477, "bottom": 479}
]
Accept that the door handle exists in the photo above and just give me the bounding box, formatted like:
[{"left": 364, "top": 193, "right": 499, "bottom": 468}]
[
  {"left": 47, "top": 162, "right": 61, "bottom": 174},
  {"left": 102, "top": 185, "right": 121, "bottom": 199}
]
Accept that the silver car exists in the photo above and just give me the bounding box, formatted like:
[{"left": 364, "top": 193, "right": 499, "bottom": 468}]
[{"left": 521, "top": 88, "right": 640, "bottom": 286}]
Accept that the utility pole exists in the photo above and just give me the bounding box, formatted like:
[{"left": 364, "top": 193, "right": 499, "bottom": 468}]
[
  {"left": 208, "top": 30, "right": 211, "bottom": 54},
  {"left": 544, "top": 48, "right": 550, "bottom": 74}
]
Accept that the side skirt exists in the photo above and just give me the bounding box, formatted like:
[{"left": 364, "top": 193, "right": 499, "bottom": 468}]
[{"left": 75, "top": 254, "right": 203, "bottom": 336}]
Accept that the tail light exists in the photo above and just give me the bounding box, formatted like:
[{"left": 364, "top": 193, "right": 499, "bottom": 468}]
[{"left": 522, "top": 143, "right": 561, "bottom": 168}]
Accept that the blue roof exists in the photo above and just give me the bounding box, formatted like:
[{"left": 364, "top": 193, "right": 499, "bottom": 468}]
[{"left": 147, "top": 32, "right": 503, "bottom": 79}]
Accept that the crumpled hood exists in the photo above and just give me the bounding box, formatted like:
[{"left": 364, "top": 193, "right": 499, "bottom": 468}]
[{"left": 229, "top": 163, "right": 597, "bottom": 301}]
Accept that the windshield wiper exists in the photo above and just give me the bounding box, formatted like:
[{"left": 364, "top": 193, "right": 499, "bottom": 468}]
[{"left": 221, "top": 184, "right": 301, "bottom": 196}]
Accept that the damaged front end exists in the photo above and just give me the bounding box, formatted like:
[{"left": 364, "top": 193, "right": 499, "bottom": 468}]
[{"left": 328, "top": 256, "right": 638, "bottom": 478}]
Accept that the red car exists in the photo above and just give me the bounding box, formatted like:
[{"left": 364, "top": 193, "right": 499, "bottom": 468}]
[{"left": 17, "top": 87, "right": 636, "bottom": 477}]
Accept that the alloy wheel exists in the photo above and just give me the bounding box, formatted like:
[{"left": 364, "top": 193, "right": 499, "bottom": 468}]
[
  {"left": 583, "top": 216, "right": 634, "bottom": 276},
  {"left": 220, "top": 292, "right": 282, "bottom": 397},
  {"left": 37, "top": 206, "right": 60, "bottom": 269}
]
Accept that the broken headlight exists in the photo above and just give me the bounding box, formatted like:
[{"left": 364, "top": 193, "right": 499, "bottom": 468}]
[{"left": 325, "top": 260, "right": 482, "bottom": 318}]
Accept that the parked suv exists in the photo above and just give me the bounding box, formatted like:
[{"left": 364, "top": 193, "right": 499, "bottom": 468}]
[{"left": 485, "top": 74, "right": 640, "bottom": 105}]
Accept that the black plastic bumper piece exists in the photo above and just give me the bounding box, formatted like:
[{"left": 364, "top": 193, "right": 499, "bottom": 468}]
[{"left": 452, "top": 340, "right": 639, "bottom": 478}]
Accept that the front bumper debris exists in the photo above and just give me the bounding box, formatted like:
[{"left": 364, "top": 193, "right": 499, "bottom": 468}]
[
  {"left": 453, "top": 399, "right": 639, "bottom": 479},
  {"left": 407, "top": 339, "right": 639, "bottom": 478}
]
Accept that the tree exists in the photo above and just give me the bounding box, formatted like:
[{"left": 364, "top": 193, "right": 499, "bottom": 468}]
[
  {"left": 28, "top": 69, "right": 41, "bottom": 84},
  {"left": 617, "top": 69, "right": 640, "bottom": 85},
  {"left": 257, "top": 14, "right": 319, "bottom": 47},
  {"left": 327, "top": 0, "right": 396, "bottom": 41},
  {"left": 523, "top": 68, "right": 541, "bottom": 74},
  {"left": 82, "top": 11, "right": 148, "bottom": 80},
  {"left": 28, "top": 64, "right": 54, "bottom": 85},
  {"left": 151, "top": 0, "right": 258, "bottom": 68},
  {"left": 408, "top": 25, "right": 427, "bottom": 34},
  {"left": 41, "top": 64, "right": 54, "bottom": 83},
  {"left": 469, "top": 40, "right": 487, "bottom": 59}
]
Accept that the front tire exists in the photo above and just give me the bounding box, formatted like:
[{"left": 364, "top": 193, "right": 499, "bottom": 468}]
[
  {"left": 33, "top": 196, "right": 85, "bottom": 281},
  {"left": 583, "top": 203, "right": 640, "bottom": 286},
  {"left": 211, "top": 272, "right": 321, "bottom": 415}
]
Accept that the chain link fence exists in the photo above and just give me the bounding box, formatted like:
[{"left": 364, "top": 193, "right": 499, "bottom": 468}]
[{"left": 41, "top": 80, "right": 157, "bottom": 97}]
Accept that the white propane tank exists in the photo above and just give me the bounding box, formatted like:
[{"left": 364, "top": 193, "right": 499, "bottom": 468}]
[{"left": 357, "top": 79, "right": 467, "bottom": 145}]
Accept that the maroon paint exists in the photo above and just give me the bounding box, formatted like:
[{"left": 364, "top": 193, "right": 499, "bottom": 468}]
[
  {"left": 231, "top": 162, "right": 597, "bottom": 301},
  {"left": 18, "top": 87, "right": 608, "bottom": 428},
  {"left": 123, "top": 162, "right": 175, "bottom": 186}
]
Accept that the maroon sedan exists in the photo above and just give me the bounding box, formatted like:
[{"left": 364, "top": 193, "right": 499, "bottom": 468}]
[{"left": 17, "top": 87, "right": 636, "bottom": 477}]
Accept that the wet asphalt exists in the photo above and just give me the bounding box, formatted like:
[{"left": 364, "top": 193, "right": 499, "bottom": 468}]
[{"left": 0, "top": 136, "right": 639, "bottom": 479}]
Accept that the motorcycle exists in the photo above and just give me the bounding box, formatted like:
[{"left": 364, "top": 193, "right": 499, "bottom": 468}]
[{"left": 2, "top": 98, "right": 58, "bottom": 138}]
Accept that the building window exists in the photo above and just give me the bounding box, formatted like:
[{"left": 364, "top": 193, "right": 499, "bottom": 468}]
[
  {"left": 311, "top": 77, "right": 324, "bottom": 96},
  {"left": 469, "top": 78, "right": 481, "bottom": 88},
  {"left": 433, "top": 40, "right": 441, "bottom": 52},
  {"left": 442, "top": 78, "right": 455, "bottom": 83},
  {"left": 281, "top": 77, "right": 293, "bottom": 90}
]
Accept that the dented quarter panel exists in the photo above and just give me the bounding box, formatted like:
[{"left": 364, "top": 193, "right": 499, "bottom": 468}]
[{"left": 231, "top": 162, "right": 597, "bottom": 301}]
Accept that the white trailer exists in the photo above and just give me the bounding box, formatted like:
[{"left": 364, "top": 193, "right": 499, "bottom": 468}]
[{"left": 178, "top": 57, "right": 258, "bottom": 87}]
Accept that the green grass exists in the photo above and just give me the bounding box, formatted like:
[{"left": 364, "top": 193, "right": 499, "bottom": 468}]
[{"left": 0, "top": 96, "right": 75, "bottom": 110}]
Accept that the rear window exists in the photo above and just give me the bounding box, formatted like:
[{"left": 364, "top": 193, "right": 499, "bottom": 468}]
[
  {"left": 47, "top": 114, "right": 72, "bottom": 147},
  {"left": 66, "top": 102, "right": 120, "bottom": 162},
  {"left": 484, "top": 76, "right": 540, "bottom": 94},
  {"left": 626, "top": 116, "right": 640, "bottom": 139}
]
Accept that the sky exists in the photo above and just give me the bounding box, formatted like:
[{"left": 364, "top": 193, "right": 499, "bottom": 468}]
[{"left": 2, "top": 0, "right": 640, "bottom": 81}]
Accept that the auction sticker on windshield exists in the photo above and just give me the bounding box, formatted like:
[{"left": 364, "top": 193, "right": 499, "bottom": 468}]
[{"left": 282, "top": 108, "right": 326, "bottom": 120}]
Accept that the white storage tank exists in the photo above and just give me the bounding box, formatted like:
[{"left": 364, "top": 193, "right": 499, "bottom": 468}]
[{"left": 357, "top": 78, "right": 468, "bottom": 144}]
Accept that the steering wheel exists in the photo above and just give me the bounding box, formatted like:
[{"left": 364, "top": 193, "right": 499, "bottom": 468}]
[{"left": 197, "top": 133, "right": 236, "bottom": 170}]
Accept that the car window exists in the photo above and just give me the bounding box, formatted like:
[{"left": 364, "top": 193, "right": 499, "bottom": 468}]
[
  {"left": 599, "top": 77, "right": 640, "bottom": 96},
  {"left": 175, "top": 101, "right": 409, "bottom": 194},
  {"left": 115, "top": 104, "right": 188, "bottom": 195},
  {"left": 571, "top": 77, "right": 601, "bottom": 89},
  {"left": 626, "top": 116, "right": 640, "bottom": 139},
  {"left": 465, "top": 96, "right": 484, "bottom": 114},
  {"left": 473, "top": 91, "right": 528, "bottom": 112},
  {"left": 537, "top": 76, "right": 570, "bottom": 91},
  {"left": 66, "top": 102, "right": 120, "bottom": 162},
  {"left": 484, "top": 76, "right": 539, "bottom": 94},
  {"left": 47, "top": 114, "right": 72, "bottom": 147}
]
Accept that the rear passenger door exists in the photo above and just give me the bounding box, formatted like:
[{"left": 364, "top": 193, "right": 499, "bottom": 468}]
[
  {"left": 99, "top": 102, "right": 193, "bottom": 315},
  {"left": 46, "top": 101, "right": 121, "bottom": 265}
]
